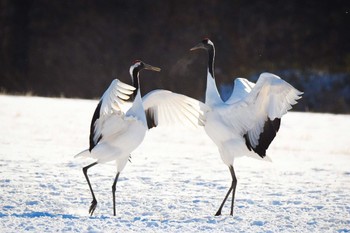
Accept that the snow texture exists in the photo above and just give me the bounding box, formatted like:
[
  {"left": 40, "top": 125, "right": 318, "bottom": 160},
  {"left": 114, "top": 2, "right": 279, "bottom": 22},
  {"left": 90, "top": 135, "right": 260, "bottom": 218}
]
[{"left": 1, "top": 95, "right": 349, "bottom": 232}]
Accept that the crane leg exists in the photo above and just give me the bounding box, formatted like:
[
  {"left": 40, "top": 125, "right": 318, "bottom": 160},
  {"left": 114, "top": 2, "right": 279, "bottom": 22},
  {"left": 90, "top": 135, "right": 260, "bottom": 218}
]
[
  {"left": 82, "top": 162, "right": 98, "bottom": 216},
  {"left": 215, "top": 165, "right": 237, "bottom": 216},
  {"left": 112, "top": 172, "right": 120, "bottom": 216},
  {"left": 229, "top": 166, "right": 237, "bottom": 215}
]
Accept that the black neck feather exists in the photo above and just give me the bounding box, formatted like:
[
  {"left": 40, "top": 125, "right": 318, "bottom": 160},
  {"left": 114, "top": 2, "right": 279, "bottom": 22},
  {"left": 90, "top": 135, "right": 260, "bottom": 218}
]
[
  {"left": 132, "top": 68, "right": 140, "bottom": 100},
  {"left": 208, "top": 45, "right": 215, "bottom": 78}
]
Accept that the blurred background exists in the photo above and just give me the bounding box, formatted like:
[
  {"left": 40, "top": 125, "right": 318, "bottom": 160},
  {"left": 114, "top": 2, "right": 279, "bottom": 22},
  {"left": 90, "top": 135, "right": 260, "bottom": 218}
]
[{"left": 0, "top": 0, "right": 349, "bottom": 113}]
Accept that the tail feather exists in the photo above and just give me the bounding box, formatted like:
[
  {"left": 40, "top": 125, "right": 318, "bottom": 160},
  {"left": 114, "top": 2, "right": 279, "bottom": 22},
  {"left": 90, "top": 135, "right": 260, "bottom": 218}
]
[
  {"left": 74, "top": 149, "right": 90, "bottom": 158},
  {"left": 248, "top": 153, "right": 273, "bottom": 162},
  {"left": 263, "top": 155, "right": 273, "bottom": 162}
]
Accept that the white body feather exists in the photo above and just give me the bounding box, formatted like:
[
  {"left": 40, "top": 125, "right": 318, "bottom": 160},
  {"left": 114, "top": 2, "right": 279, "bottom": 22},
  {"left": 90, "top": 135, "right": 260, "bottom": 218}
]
[
  {"left": 75, "top": 79, "right": 147, "bottom": 172},
  {"left": 203, "top": 72, "right": 302, "bottom": 166},
  {"left": 76, "top": 79, "right": 207, "bottom": 172}
]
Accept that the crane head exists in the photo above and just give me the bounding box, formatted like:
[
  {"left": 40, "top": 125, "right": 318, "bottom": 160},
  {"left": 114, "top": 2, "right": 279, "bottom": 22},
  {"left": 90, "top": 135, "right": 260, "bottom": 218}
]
[
  {"left": 190, "top": 38, "right": 214, "bottom": 51},
  {"left": 129, "top": 60, "right": 161, "bottom": 77}
]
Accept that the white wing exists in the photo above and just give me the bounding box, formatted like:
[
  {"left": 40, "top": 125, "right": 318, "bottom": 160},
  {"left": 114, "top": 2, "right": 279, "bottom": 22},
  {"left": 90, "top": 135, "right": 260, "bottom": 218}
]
[
  {"left": 142, "top": 90, "right": 209, "bottom": 129},
  {"left": 220, "top": 73, "right": 303, "bottom": 156},
  {"left": 246, "top": 73, "right": 303, "bottom": 121},
  {"left": 225, "top": 78, "right": 255, "bottom": 104},
  {"left": 100, "top": 79, "right": 136, "bottom": 114},
  {"left": 89, "top": 79, "right": 135, "bottom": 151}
]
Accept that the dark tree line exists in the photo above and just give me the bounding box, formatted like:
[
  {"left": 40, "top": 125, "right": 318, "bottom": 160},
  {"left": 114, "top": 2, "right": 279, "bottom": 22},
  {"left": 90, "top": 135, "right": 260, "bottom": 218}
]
[{"left": 1, "top": 0, "right": 349, "bottom": 112}]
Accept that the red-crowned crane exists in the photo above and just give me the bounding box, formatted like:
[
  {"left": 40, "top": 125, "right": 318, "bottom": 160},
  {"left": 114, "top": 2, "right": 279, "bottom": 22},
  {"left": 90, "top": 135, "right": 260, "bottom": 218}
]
[
  {"left": 190, "top": 38, "right": 303, "bottom": 216},
  {"left": 75, "top": 60, "right": 206, "bottom": 216}
]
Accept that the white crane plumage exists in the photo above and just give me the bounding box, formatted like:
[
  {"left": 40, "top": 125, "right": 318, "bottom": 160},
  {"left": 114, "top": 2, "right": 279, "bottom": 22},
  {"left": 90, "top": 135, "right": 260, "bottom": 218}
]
[
  {"left": 75, "top": 60, "right": 205, "bottom": 216},
  {"left": 190, "top": 38, "right": 303, "bottom": 216}
]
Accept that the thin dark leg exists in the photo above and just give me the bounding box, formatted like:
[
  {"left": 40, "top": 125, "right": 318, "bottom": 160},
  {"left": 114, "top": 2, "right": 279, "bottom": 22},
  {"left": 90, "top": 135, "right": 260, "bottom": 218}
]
[
  {"left": 215, "top": 165, "right": 237, "bottom": 216},
  {"left": 229, "top": 166, "right": 237, "bottom": 215},
  {"left": 112, "top": 172, "right": 120, "bottom": 216},
  {"left": 215, "top": 183, "right": 233, "bottom": 216},
  {"left": 83, "top": 162, "right": 98, "bottom": 216}
]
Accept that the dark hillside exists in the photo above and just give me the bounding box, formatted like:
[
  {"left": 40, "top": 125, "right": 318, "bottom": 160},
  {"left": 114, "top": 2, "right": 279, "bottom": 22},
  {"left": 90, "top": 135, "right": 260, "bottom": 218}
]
[{"left": 1, "top": 0, "right": 349, "bottom": 112}]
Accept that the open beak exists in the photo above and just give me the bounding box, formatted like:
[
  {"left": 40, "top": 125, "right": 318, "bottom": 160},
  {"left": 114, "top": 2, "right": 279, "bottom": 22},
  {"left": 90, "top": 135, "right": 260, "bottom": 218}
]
[
  {"left": 190, "top": 42, "right": 205, "bottom": 51},
  {"left": 144, "top": 63, "right": 161, "bottom": 72}
]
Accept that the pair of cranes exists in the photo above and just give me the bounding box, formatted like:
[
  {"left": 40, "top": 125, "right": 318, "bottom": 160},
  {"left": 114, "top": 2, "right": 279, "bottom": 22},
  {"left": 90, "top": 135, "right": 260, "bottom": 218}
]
[{"left": 75, "top": 38, "right": 303, "bottom": 216}]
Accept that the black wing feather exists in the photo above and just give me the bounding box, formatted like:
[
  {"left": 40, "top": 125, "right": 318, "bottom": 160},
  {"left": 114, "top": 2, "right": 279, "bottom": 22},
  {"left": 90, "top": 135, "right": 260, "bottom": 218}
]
[
  {"left": 89, "top": 100, "right": 102, "bottom": 151},
  {"left": 244, "top": 118, "right": 281, "bottom": 158},
  {"left": 145, "top": 108, "right": 157, "bottom": 129}
]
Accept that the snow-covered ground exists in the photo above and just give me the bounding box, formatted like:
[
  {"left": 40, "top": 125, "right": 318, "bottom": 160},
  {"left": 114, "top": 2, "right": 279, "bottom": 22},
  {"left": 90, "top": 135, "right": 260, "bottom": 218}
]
[{"left": 1, "top": 95, "right": 349, "bottom": 232}]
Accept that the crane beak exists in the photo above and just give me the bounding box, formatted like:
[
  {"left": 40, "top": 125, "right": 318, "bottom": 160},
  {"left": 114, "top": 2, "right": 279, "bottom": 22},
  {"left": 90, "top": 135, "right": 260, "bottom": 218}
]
[
  {"left": 143, "top": 63, "right": 161, "bottom": 72},
  {"left": 190, "top": 42, "right": 205, "bottom": 51}
]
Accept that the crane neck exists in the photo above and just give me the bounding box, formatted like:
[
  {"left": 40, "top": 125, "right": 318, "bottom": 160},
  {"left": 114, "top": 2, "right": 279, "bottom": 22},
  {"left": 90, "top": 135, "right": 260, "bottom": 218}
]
[
  {"left": 131, "top": 69, "right": 140, "bottom": 101},
  {"left": 208, "top": 45, "right": 215, "bottom": 79},
  {"left": 127, "top": 69, "right": 146, "bottom": 125},
  {"left": 205, "top": 44, "right": 222, "bottom": 106}
]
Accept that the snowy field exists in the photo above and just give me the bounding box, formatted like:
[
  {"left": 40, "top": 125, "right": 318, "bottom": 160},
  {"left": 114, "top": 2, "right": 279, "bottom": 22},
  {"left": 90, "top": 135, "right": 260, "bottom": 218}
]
[{"left": 1, "top": 94, "right": 350, "bottom": 232}]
